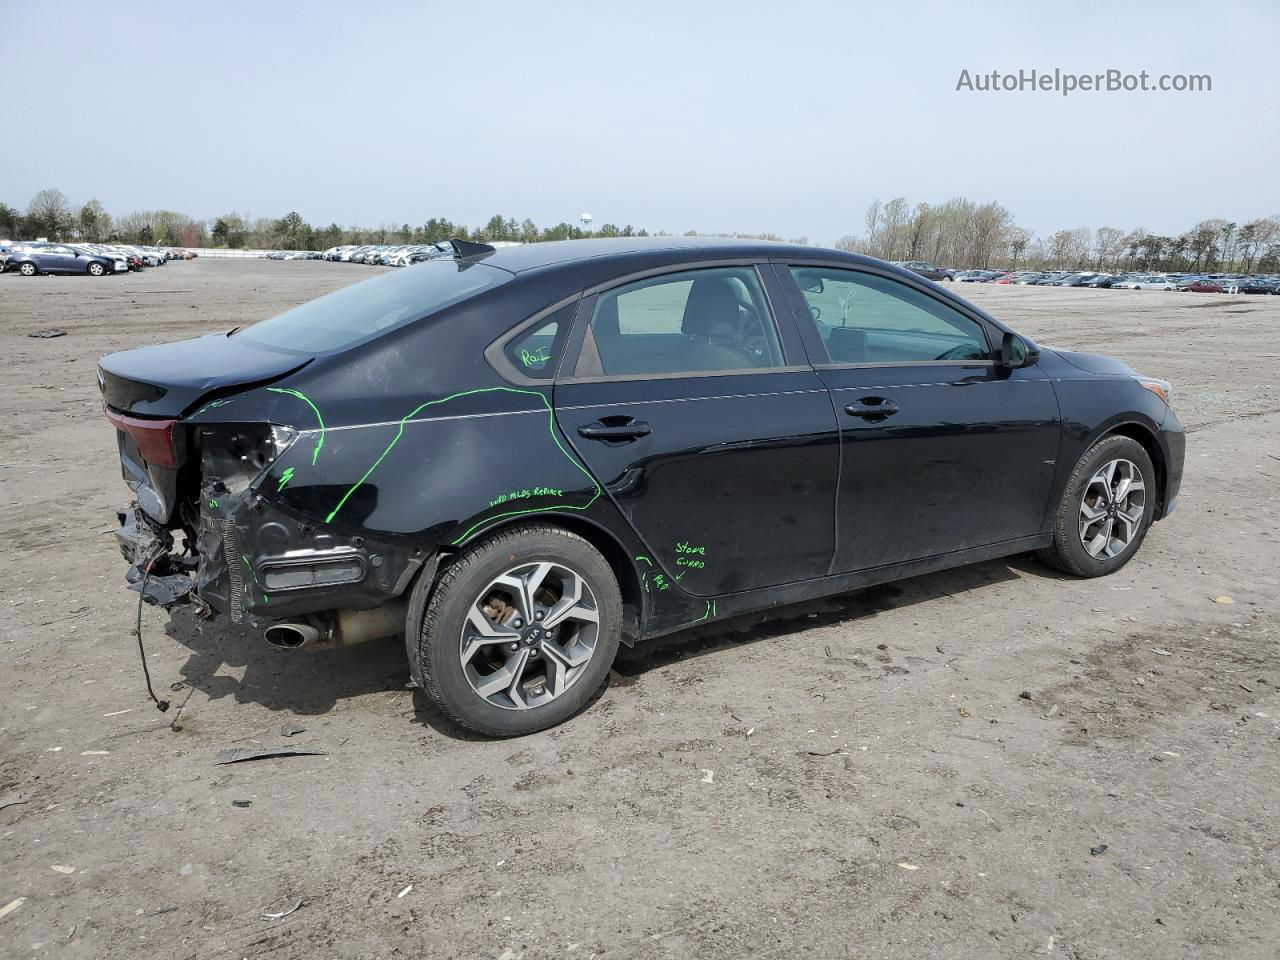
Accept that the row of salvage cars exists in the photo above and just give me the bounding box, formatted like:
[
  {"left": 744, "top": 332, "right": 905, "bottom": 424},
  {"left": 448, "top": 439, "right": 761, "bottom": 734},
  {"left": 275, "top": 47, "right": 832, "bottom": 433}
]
[
  {"left": 0, "top": 241, "right": 195, "bottom": 276},
  {"left": 951, "top": 268, "right": 1280, "bottom": 293},
  {"left": 320, "top": 242, "right": 521, "bottom": 266}
]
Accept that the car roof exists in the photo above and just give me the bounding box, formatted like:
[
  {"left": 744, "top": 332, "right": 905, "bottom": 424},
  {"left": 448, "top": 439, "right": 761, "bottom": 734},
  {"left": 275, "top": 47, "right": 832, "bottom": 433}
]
[{"left": 476, "top": 236, "right": 840, "bottom": 275}]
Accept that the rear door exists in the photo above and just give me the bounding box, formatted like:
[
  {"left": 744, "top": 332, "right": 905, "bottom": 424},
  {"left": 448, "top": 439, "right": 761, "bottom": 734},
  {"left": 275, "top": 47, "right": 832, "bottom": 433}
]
[
  {"left": 549, "top": 263, "right": 840, "bottom": 596},
  {"left": 778, "top": 262, "right": 1061, "bottom": 573}
]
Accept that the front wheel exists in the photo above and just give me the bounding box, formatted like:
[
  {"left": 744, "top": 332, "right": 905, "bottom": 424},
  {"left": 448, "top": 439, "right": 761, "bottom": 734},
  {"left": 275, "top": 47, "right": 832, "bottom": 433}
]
[
  {"left": 19, "top": 262, "right": 37, "bottom": 276},
  {"left": 1038, "top": 435, "right": 1157, "bottom": 577},
  {"left": 414, "top": 524, "right": 622, "bottom": 736},
  {"left": 87, "top": 261, "right": 105, "bottom": 276}
]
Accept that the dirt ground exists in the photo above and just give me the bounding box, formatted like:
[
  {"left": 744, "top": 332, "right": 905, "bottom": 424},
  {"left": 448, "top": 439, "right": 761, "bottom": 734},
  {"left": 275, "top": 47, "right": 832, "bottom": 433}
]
[{"left": 1, "top": 259, "right": 1278, "bottom": 959}]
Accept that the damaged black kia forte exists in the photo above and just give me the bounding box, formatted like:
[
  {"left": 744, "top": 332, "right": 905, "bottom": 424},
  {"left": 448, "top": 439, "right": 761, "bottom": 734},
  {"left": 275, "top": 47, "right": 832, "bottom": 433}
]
[{"left": 100, "top": 237, "right": 1185, "bottom": 736}]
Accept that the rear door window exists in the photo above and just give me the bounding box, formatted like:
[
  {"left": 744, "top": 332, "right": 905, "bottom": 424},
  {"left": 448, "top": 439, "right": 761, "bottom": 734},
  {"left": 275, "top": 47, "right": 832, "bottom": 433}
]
[{"left": 576, "top": 266, "right": 784, "bottom": 378}]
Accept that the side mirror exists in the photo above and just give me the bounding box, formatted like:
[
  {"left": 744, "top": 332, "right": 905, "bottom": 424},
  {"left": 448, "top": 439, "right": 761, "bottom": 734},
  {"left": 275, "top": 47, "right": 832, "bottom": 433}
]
[{"left": 1000, "top": 331, "right": 1040, "bottom": 368}]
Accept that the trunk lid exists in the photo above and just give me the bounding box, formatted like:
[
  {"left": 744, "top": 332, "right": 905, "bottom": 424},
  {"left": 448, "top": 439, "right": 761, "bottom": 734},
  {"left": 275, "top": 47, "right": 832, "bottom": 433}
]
[{"left": 98, "top": 331, "right": 311, "bottom": 418}]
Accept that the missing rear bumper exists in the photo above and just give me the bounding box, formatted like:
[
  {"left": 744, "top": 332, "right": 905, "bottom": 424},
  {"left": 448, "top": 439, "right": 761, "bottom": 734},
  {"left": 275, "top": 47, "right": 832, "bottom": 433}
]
[{"left": 116, "top": 503, "right": 196, "bottom": 610}]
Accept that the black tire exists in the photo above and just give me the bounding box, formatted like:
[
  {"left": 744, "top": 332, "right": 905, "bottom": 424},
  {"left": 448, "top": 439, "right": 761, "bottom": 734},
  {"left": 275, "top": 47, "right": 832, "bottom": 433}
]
[
  {"left": 18, "top": 261, "right": 37, "bottom": 276},
  {"left": 87, "top": 261, "right": 105, "bottom": 276},
  {"left": 414, "top": 524, "right": 622, "bottom": 737},
  {"left": 1037, "top": 434, "right": 1156, "bottom": 577}
]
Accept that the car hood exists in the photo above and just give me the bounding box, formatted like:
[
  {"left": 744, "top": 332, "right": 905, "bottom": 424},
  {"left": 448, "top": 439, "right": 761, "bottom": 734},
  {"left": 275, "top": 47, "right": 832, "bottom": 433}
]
[
  {"left": 1044, "top": 347, "right": 1140, "bottom": 377},
  {"left": 99, "top": 331, "right": 311, "bottom": 417}
]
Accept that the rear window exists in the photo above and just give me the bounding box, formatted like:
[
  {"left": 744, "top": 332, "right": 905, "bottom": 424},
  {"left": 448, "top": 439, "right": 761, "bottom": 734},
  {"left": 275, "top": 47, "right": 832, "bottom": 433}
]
[{"left": 236, "top": 260, "right": 510, "bottom": 353}]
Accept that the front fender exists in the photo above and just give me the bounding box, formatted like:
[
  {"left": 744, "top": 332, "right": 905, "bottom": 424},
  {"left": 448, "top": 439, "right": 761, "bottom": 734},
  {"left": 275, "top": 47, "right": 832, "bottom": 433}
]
[{"left": 1047, "top": 375, "right": 1174, "bottom": 518}]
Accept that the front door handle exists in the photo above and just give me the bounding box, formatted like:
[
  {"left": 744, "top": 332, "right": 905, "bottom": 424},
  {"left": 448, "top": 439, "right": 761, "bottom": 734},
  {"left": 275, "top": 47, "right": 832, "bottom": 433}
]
[
  {"left": 578, "top": 418, "right": 652, "bottom": 441},
  {"left": 844, "top": 397, "right": 899, "bottom": 420}
]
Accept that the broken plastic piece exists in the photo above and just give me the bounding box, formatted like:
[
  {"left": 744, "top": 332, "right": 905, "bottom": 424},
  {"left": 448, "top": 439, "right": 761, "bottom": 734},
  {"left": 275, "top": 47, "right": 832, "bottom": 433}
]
[
  {"left": 214, "top": 746, "right": 325, "bottom": 765},
  {"left": 126, "top": 569, "right": 193, "bottom": 609},
  {"left": 261, "top": 897, "right": 304, "bottom": 921}
]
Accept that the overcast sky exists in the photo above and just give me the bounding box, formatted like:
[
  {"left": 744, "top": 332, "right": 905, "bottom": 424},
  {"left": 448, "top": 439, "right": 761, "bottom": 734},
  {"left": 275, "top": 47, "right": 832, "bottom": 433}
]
[{"left": 3, "top": 0, "right": 1276, "bottom": 245}]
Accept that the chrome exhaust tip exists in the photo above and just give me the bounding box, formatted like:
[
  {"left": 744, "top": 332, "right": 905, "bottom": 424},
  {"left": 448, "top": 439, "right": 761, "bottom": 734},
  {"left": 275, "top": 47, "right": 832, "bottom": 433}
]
[
  {"left": 262, "top": 602, "right": 406, "bottom": 652},
  {"left": 263, "top": 622, "right": 321, "bottom": 649}
]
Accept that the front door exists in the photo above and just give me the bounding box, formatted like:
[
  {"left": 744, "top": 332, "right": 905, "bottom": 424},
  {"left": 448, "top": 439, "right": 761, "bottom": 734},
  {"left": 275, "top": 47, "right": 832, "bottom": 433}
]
[
  {"left": 38, "top": 245, "right": 76, "bottom": 274},
  {"left": 553, "top": 264, "right": 839, "bottom": 596},
  {"left": 780, "top": 263, "right": 1062, "bottom": 572}
]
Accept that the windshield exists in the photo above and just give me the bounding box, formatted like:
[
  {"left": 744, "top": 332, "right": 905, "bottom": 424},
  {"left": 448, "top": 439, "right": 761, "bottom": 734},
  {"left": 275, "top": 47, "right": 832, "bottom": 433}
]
[{"left": 235, "top": 259, "right": 511, "bottom": 353}]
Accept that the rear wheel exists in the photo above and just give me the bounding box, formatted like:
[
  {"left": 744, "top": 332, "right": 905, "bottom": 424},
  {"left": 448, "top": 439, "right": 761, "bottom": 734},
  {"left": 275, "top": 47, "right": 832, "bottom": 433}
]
[
  {"left": 414, "top": 524, "right": 622, "bottom": 736},
  {"left": 19, "top": 261, "right": 37, "bottom": 276},
  {"left": 1038, "top": 435, "right": 1156, "bottom": 577},
  {"left": 87, "top": 261, "right": 105, "bottom": 276}
]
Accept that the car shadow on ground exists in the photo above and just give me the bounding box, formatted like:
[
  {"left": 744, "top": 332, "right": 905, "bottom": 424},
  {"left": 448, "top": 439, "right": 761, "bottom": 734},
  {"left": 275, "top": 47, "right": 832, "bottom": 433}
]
[
  {"left": 161, "top": 553, "right": 1064, "bottom": 734},
  {"left": 163, "top": 607, "right": 409, "bottom": 717},
  {"left": 611, "top": 553, "right": 1062, "bottom": 679}
]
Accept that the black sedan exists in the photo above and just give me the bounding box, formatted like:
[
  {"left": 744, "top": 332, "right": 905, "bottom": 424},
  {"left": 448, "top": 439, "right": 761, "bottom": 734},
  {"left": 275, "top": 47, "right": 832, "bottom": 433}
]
[
  {"left": 1239, "top": 278, "right": 1279, "bottom": 294},
  {"left": 10, "top": 243, "right": 126, "bottom": 276},
  {"left": 99, "top": 238, "right": 1185, "bottom": 736}
]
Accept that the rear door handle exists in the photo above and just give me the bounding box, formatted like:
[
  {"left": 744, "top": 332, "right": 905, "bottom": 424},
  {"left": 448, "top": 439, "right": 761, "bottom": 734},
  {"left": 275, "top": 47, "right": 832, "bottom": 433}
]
[
  {"left": 578, "top": 418, "right": 652, "bottom": 441},
  {"left": 844, "top": 397, "right": 899, "bottom": 420}
]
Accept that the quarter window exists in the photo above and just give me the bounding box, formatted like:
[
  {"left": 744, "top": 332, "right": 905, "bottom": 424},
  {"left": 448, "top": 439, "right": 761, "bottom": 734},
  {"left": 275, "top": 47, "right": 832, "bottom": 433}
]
[
  {"left": 789, "top": 267, "right": 991, "bottom": 365},
  {"left": 579, "top": 267, "right": 784, "bottom": 378},
  {"left": 504, "top": 304, "right": 575, "bottom": 379}
]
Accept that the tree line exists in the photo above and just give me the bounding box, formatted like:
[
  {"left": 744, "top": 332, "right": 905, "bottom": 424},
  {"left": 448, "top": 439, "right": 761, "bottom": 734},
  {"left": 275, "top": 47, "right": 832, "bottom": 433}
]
[
  {"left": 5, "top": 187, "right": 1278, "bottom": 273},
  {"left": 841, "top": 196, "right": 1280, "bottom": 274},
  {"left": 0, "top": 189, "right": 666, "bottom": 251}
]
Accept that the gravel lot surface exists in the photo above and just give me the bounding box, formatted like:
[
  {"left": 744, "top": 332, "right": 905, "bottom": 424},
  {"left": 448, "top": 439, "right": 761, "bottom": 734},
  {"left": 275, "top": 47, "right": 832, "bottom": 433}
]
[{"left": 2, "top": 259, "right": 1277, "bottom": 959}]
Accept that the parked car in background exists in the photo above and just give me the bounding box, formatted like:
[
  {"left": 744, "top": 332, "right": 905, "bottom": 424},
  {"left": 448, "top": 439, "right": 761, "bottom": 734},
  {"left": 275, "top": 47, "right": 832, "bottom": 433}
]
[
  {"left": 893, "top": 260, "right": 954, "bottom": 281},
  {"left": 111, "top": 246, "right": 145, "bottom": 271},
  {"left": 1177, "top": 279, "right": 1224, "bottom": 293},
  {"left": 1239, "top": 278, "right": 1279, "bottom": 294},
  {"left": 1123, "top": 276, "right": 1177, "bottom": 291},
  {"left": 123, "top": 245, "right": 164, "bottom": 267},
  {"left": 8, "top": 243, "right": 127, "bottom": 276},
  {"left": 407, "top": 243, "right": 456, "bottom": 265}
]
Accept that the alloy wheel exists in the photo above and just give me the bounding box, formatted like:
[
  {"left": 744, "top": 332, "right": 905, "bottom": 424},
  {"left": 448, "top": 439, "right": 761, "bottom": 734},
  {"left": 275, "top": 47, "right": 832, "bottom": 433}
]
[
  {"left": 1079, "top": 458, "right": 1146, "bottom": 559},
  {"left": 459, "top": 561, "right": 600, "bottom": 711}
]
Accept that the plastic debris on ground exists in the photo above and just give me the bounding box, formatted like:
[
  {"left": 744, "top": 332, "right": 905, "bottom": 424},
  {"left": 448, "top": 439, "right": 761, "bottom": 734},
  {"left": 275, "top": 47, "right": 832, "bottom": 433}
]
[
  {"left": 214, "top": 746, "right": 325, "bottom": 765},
  {"left": 261, "top": 897, "right": 304, "bottom": 921}
]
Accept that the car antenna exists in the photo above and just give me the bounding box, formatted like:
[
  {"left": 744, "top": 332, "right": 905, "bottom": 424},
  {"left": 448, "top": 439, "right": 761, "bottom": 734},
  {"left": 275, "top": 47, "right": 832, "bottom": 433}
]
[{"left": 448, "top": 237, "right": 496, "bottom": 259}]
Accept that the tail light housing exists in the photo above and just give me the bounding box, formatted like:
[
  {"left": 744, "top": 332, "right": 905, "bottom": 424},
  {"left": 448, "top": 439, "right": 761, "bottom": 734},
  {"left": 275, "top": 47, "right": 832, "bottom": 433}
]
[{"left": 104, "top": 406, "right": 179, "bottom": 468}]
